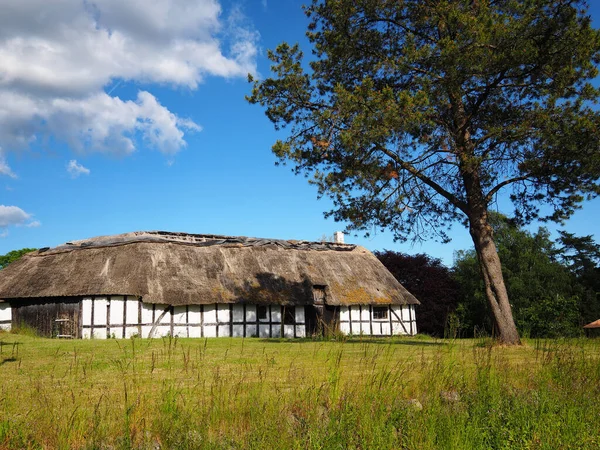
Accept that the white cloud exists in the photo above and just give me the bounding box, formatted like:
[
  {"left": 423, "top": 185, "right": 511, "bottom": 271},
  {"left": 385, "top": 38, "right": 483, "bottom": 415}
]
[
  {"left": 0, "top": 0, "right": 258, "bottom": 157},
  {"left": 0, "top": 205, "right": 41, "bottom": 229},
  {"left": 0, "top": 205, "right": 30, "bottom": 227},
  {"left": 67, "top": 160, "right": 90, "bottom": 178},
  {"left": 0, "top": 149, "right": 16, "bottom": 178},
  {"left": 26, "top": 220, "right": 41, "bottom": 228},
  {"left": 0, "top": 205, "right": 40, "bottom": 236}
]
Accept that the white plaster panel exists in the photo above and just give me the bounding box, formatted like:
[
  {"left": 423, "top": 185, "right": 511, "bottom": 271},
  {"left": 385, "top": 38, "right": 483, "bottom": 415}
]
[
  {"left": 204, "top": 305, "right": 217, "bottom": 324},
  {"left": 82, "top": 328, "right": 91, "bottom": 339},
  {"left": 402, "top": 306, "right": 411, "bottom": 322},
  {"left": 107, "top": 327, "right": 120, "bottom": 339},
  {"left": 295, "top": 325, "right": 305, "bottom": 338},
  {"left": 381, "top": 322, "right": 391, "bottom": 336},
  {"left": 232, "top": 324, "right": 244, "bottom": 337},
  {"left": 217, "top": 325, "right": 230, "bottom": 337},
  {"left": 0, "top": 323, "right": 10, "bottom": 331},
  {"left": 360, "top": 307, "right": 370, "bottom": 321},
  {"left": 0, "top": 303, "right": 11, "bottom": 322},
  {"left": 173, "top": 325, "right": 187, "bottom": 337},
  {"left": 359, "top": 321, "right": 368, "bottom": 335},
  {"left": 203, "top": 325, "right": 217, "bottom": 338},
  {"left": 93, "top": 298, "right": 108, "bottom": 326},
  {"left": 340, "top": 322, "right": 351, "bottom": 335},
  {"left": 271, "top": 324, "right": 281, "bottom": 337},
  {"left": 283, "top": 324, "right": 294, "bottom": 338},
  {"left": 245, "top": 324, "right": 257, "bottom": 337},
  {"left": 155, "top": 325, "right": 171, "bottom": 337},
  {"left": 392, "top": 322, "right": 407, "bottom": 335},
  {"left": 350, "top": 306, "right": 361, "bottom": 321},
  {"left": 188, "top": 305, "right": 201, "bottom": 325},
  {"left": 157, "top": 306, "right": 171, "bottom": 324},
  {"left": 188, "top": 326, "right": 201, "bottom": 338},
  {"left": 173, "top": 306, "right": 187, "bottom": 325},
  {"left": 141, "top": 304, "right": 154, "bottom": 324},
  {"left": 390, "top": 305, "right": 402, "bottom": 321},
  {"left": 82, "top": 298, "right": 93, "bottom": 326},
  {"left": 245, "top": 304, "right": 256, "bottom": 322},
  {"left": 217, "top": 304, "right": 230, "bottom": 323},
  {"left": 259, "top": 325, "right": 270, "bottom": 338},
  {"left": 372, "top": 322, "right": 382, "bottom": 336},
  {"left": 109, "top": 298, "right": 124, "bottom": 326},
  {"left": 141, "top": 325, "right": 153, "bottom": 338},
  {"left": 93, "top": 328, "right": 107, "bottom": 339},
  {"left": 270, "top": 306, "right": 281, "bottom": 323},
  {"left": 339, "top": 306, "right": 349, "bottom": 322},
  {"left": 232, "top": 304, "right": 244, "bottom": 322},
  {"left": 125, "top": 299, "right": 139, "bottom": 325},
  {"left": 411, "top": 319, "right": 417, "bottom": 335},
  {"left": 295, "top": 306, "right": 305, "bottom": 323},
  {"left": 125, "top": 326, "right": 139, "bottom": 338}
]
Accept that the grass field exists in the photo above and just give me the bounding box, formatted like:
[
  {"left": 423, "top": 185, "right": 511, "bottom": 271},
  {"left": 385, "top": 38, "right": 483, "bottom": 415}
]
[{"left": 0, "top": 332, "right": 598, "bottom": 449}]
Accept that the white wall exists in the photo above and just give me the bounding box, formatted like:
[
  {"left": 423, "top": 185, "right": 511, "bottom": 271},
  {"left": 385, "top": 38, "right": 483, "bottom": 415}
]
[
  {"left": 80, "top": 298, "right": 416, "bottom": 339},
  {"left": 81, "top": 298, "right": 307, "bottom": 339},
  {"left": 0, "top": 303, "right": 11, "bottom": 331},
  {"left": 339, "top": 305, "right": 417, "bottom": 336}
]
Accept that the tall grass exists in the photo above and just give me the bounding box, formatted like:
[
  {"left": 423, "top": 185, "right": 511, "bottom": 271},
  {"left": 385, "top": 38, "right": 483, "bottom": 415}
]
[{"left": 0, "top": 333, "right": 598, "bottom": 449}]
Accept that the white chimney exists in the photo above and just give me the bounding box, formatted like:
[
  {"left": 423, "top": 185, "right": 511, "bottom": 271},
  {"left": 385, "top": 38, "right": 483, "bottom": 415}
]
[{"left": 333, "top": 231, "right": 344, "bottom": 244}]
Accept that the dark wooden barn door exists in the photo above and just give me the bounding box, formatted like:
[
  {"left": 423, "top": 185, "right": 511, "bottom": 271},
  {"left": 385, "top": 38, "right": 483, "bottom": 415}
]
[
  {"left": 12, "top": 299, "right": 81, "bottom": 338},
  {"left": 306, "top": 286, "right": 339, "bottom": 336}
]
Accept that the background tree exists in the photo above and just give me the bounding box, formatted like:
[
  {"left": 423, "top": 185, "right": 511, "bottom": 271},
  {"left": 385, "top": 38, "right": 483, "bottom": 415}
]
[
  {"left": 375, "top": 251, "right": 459, "bottom": 337},
  {"left": 0, "top": 248, "right": 37, "bottom": 270},
  {"left": 248, "top": 0, "right": 600, "bottom": 344},
  {"left": 557, "top": 231, "right": 600, "bottom": 324},
  {"left": 454, "top": 216, "right": 582, "bottom": 338}
]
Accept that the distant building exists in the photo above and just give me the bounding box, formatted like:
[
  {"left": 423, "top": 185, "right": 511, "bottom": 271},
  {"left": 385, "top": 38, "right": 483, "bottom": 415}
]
[{"left": 0, "top": 231, "right": 419, "bottom": 339}]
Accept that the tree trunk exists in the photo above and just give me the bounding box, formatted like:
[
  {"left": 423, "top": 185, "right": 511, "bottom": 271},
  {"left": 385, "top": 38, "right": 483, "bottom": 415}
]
[{"left": 469, "top": 214, "right": 521, "bottom": 345}]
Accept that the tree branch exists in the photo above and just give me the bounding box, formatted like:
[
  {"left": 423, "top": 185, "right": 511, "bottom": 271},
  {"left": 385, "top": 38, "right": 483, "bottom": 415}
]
[
  {"left": 376, "top": 145, "right": 468, "bottom": 213},
  {"left": 485, "top": 175, "right": 531, "bottom": 203}
]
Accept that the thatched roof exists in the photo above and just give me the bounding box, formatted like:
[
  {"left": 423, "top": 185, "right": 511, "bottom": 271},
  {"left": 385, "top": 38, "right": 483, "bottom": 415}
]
[{"left": 0, "top": 231, "right": 419, "bottom": 307}]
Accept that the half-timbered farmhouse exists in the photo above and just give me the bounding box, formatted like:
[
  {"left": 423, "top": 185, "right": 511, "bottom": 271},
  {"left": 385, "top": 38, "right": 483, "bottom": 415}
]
[{"left": 0, "top": 231, "right": 419, "bottom": 339}]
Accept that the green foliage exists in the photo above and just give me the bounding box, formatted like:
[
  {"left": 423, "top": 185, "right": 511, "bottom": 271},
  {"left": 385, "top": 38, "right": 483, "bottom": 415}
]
[
  {"left": 248, "top": 0, "right": 600, "bottom": 242},
  {"left": 0, "top": 248, "right": 37, "bottom": 270},
  {"left": 9, "top": 323, "right": 39, "bottom": 338},
  {"left": 558, "top": 231, "right": 600, "bottom": 325},
  {"left": 375, "top": 250, "right": 460, "bottom": 337},
  {"left": 520, "top": 294, "right": 581, "bottom": 338},
  {"left": 453, "top": 216, "right": 588, "bottom": 337}
]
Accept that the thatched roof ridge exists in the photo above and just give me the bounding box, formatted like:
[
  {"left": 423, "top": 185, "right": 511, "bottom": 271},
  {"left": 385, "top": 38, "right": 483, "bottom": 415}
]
[
  {"left": 0, "top": 231, "right": 419, "bottom": 307},
  {"left": 45, "top": 231, "right": 358, "bottom": 254}
]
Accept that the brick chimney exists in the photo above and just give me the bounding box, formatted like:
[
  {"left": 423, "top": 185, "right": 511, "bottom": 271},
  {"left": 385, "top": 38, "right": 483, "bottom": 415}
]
[{"left": 333, "top": 231, "right": 344, "bottom": 244}]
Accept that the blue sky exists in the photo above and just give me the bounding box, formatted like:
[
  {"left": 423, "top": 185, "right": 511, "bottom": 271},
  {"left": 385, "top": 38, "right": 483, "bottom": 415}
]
[{"left": 1, "top": 0, "right": 599, "bottom": 266}]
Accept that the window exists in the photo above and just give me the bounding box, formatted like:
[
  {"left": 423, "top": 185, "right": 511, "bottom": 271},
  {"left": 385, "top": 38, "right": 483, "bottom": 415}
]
[
  {"left": 283, "top": 306, "right": 295, "bottom": 325},
  {"left": 373, "top": 307, "right": 388, "bottom": 320},
  {"left": 257, "top": 305, "right": 268, "bottom": 320},
  {"left": 312, "top": 285, "right": 326, "bottom": 305}
]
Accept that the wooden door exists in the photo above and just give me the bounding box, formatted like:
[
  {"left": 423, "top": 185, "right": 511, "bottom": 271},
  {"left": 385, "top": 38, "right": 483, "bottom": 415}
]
[
  {"left": 306, "top": 286, "right": 339, "bottom": 336},
  {"left": 12, "top": 299, "right": 81, "bottom": 338}
]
